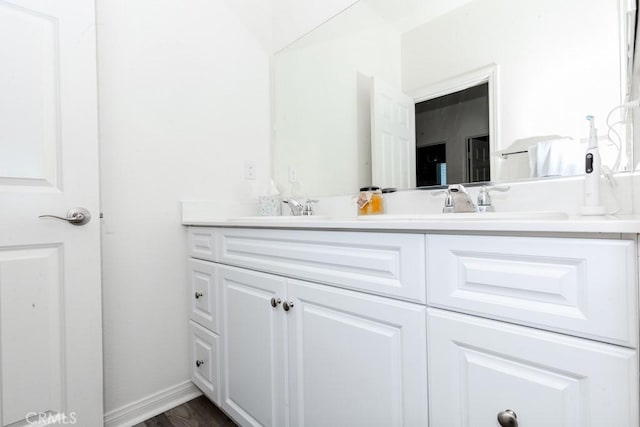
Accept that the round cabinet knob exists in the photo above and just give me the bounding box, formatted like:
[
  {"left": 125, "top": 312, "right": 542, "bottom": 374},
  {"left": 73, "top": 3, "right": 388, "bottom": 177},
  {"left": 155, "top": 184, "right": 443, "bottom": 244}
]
[
  {"left": 194, "top": 292, "right": 203, "bottom": 299},
  {"left": 497, "top": 409, "right": 518, "bottom": 427},
  {"left": 195, "top": 359, "right": 205, "bottom": 368},
  {"left": 270, "top": 297, "right": 281, "bottom": 308},
  {"left": 283, "top": 301, "right": 294, "bottom": 311}
]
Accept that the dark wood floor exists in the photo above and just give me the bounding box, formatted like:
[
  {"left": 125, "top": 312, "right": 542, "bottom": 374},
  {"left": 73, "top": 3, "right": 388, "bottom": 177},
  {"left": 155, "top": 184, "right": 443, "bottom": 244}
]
[{"left": 134, "top": 396, "right": 236, "bottom": 427}]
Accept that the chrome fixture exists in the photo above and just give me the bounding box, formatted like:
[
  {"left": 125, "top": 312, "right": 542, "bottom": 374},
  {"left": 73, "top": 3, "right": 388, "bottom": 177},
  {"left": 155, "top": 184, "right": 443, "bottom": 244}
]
[
  {"left": 195, "top": 360, "right": 205, "bottom": 368},
  {"left": 39, "top": 207, "right": 91, "bottom": 225},
  {"left": 283, "top": 198, "right": 319, "bottom": 216},
  {"left": 433, "top": 184, "right": 476, "bottom": 213},
  {"left": 497, "top": 409, "right": 518, "bottom": 427},
  {"left": 195, "top": 292, "right": 203, "bottom": 299},
  {"left": 477, "top": 185, "right": 510, "bottom": 212},
  {"left": 270, "top": 297, "right": 282, "bottom": 308},
  {"left": 283, "top": 301, "right": 294, "bottom": 311}
]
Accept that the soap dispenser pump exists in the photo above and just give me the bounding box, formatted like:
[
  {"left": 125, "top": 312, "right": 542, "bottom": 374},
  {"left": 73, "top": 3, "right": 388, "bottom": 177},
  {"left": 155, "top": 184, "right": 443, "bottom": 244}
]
[{"left": 579, "top": 115, "right": 607, "bottom": 215}]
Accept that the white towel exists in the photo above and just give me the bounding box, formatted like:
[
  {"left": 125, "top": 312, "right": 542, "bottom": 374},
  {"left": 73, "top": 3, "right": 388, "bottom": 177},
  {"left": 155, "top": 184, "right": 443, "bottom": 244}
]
[{"left": 529, "top": 138, "right": 582, "bottom": 177}]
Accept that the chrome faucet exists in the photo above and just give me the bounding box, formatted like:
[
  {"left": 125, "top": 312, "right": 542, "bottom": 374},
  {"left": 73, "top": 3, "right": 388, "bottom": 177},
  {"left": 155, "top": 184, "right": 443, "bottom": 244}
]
[
  {"left": 433, "top": 184, "right": 476, "bottom": 213},
  {"left": 433, "top": 184, "right": 511, "bottom": 213},
  {"left": 283, "top": 198, "right": 318, "bottom": 216}
]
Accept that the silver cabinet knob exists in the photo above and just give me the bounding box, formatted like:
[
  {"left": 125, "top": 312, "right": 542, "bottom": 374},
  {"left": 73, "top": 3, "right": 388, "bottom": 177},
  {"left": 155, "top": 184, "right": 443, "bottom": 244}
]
[
  {"left": 195, "top": 360, "right": 205, "bottom": 368},
  {"left": 39, "top": 207, "right": 91, "bottom": 226},
  {"left": 497, "top": 409, "right": 518, "bottom": 427},
  {"left": 283, "top": 301, "right": 294, "bottom": 311},
  {"left": 195, "top": 292, "right": 203, "bottom": 299},
  {"left": 270, "top": 297, "right": 282, "bottom": 308}
]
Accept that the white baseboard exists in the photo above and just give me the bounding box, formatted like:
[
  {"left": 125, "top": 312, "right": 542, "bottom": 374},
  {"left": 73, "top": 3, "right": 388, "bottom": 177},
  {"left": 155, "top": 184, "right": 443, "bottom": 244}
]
[{"left": 104, "top": 380, "right": 202, "bottom": 427}]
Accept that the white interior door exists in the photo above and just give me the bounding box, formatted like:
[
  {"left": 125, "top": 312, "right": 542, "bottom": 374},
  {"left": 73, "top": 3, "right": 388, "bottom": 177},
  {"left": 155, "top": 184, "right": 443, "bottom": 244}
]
[
  {"left": 371, "top": 78, "right": 416, "bottom": 189},
  {"left": 0, "top": 1, "right": 102, "bottom": 425}
]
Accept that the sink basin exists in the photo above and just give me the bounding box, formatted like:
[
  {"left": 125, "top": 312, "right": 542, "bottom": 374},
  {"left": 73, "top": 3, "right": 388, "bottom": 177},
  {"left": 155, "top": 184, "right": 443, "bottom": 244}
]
[
  {"left": 357, "top": 211, "right": 568, "bottom": 221},
  {"left": 228, "top": 215, "right": 330, "bottom": 221}
]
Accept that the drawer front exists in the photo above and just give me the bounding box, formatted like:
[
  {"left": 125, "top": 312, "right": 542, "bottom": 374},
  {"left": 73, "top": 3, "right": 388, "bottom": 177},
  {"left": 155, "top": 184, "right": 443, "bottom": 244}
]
[
  {"left": 218, "top": 228, "right": 426, "bottom": 303},
  {"left": 427, "top": 308, "right": 639, "bottom": 427},
  {"left": 189, "top": 259, "right": 219, "bottom": 333},
  {"left": 190, "top": 321, "right": 221, "bottom": 405},
  {"left": 427, "top": 235, "right": 638, "bottom": 347},
  {"left": 188, "top": 227, "right": 218, "bottom": 262}
]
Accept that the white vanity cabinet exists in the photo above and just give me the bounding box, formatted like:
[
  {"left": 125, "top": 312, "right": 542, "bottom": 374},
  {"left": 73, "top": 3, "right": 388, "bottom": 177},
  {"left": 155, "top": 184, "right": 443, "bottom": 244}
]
[
  {"left": 426, "top": 234, "right": 639, "bottom": 427},
  {"left": 188, "top": 227, "right": 429, "bottom": 427},
  {"left": 186, "top": 225, "right": 639, "bottom": 427}
]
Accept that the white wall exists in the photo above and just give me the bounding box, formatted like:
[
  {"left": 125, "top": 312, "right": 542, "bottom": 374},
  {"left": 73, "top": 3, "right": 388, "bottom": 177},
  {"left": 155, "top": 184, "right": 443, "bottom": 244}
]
[
  {"left": 274, "top": 2, "right": 402, "bottom": 197},
  {"left": 272, "top": 0, "right": 359, "bottom": 52},
  {"left": 96, "top": 0, "right": 271, "bottom": 416}
]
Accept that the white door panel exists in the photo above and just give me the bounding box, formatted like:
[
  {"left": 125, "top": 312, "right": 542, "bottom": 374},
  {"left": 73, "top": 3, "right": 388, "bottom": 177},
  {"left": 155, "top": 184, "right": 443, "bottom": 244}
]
[
  {"left": 0, "top": 0, "right": 102, "bottom": 425},
  {"left": 371, "top": 78, "right": 416, "bottom": 189}
]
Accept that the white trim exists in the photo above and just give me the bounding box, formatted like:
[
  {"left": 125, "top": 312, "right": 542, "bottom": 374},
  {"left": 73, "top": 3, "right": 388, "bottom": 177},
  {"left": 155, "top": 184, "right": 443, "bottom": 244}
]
[
  {"left": 619, "top": 0, "right": 635, "bottom": 170},
  {"left": 103, "top": 381, "right": 202, "bottom": 427},
  {"left": 407, "top": 64, "right": 499, "bottom": 181}
]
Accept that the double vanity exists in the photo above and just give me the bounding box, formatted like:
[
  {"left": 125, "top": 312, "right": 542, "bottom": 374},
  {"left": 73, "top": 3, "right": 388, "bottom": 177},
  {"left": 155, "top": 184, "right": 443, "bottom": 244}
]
[{"left": 184, "top": 212, "right": 640, "bottom": 427}]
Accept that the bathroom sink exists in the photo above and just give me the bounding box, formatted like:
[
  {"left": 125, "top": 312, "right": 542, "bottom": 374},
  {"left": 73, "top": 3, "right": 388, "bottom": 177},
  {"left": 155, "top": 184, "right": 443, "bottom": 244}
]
[
  {"left": 228, "top": 215, "right": 330, "bottom": 221},
  {"left": 357, "top": 211, "right": 568, "bottom": 221}
]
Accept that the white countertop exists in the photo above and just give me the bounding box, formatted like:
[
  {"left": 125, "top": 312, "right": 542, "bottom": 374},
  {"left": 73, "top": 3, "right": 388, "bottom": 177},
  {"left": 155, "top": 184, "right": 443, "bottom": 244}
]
[{"left": 182, "top": 213, "right": 640, "bottom": 234}]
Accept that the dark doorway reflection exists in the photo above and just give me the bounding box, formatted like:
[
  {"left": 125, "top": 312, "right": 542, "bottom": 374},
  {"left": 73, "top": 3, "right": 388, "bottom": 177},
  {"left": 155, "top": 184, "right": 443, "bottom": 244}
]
[{"left": 415, "top": 83, "right": 489, "bottom": 185}]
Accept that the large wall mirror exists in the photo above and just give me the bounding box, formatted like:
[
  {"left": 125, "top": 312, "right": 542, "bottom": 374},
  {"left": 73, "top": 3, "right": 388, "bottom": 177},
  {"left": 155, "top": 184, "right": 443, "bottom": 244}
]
[{"left": 274, "top": 0, "right": 636, "bottom": 197}]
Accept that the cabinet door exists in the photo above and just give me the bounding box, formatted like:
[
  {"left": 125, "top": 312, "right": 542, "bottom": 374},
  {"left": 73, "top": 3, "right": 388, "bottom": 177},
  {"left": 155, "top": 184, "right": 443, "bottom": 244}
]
[
  {"left": 287, "top": 279, "right": 428, "bottom": 427},
  {"left": 219, "top": 266, "right": 287, "bottom": 427},
  {"left": 427, "top": 308, "right": 639, "bottom": 427}
]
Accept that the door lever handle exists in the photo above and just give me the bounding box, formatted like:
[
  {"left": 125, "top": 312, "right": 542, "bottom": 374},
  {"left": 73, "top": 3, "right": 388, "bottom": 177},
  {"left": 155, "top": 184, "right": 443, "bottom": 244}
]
[{"left": 39, "top": 208, "right": 91, "bottom": 226}]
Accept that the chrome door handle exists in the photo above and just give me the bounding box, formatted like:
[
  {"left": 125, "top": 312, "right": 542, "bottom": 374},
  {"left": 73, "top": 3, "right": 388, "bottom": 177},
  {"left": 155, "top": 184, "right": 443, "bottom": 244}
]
[
  {"left": 497, "top": 409, "right": 518, "bottom": 427},
  {"left": 39, "top": 208, "right": 91, "bottom": 226}
]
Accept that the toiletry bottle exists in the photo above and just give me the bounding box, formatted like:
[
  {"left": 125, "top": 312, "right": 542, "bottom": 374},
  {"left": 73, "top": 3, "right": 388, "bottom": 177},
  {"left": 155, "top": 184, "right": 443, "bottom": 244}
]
[{"left": 580, "top": 115, "right": 607, "bottom": 215}]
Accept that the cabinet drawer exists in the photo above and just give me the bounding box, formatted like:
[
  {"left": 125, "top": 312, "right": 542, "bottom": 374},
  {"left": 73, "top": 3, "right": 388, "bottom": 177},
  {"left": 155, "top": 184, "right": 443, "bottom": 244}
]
[
  {"left": 427, "top": 308, "right": 638, "bottom": 427},
  {"left": 427, "top": 235, "right": 637, "bottom": 347},
  {"left": 217, "top": 228, "right": 426, "bottom": 303},
  {"left": 188, "top": 227, "right": 218, "bottom": 261},
  {"left": 190, "top": 321, "right": 221, "bottom": 405},
  {"left": 189, "top": 259, "right": 219, "bottom": 333}
]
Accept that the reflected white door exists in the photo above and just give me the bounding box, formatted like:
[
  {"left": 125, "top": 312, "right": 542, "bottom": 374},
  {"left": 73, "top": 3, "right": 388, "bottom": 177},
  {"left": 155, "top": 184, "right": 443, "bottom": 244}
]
[
  {"left": 371, "top": 78, "right": 416, "bottom": 189},
  {"left": 0, "top": 1, "right": 102, "bottom": 425}
]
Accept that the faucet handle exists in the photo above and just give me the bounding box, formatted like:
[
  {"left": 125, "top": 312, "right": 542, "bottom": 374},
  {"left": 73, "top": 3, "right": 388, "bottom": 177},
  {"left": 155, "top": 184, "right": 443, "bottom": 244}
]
[
  {"left": 302, "top": 199, "right": 319, "bottom": 216},
  {"left": 477, "top": 185, "right": 511, "bottom": 211},
  {"left": 431, "top": 189, "right": 455, "bottom": 212}
]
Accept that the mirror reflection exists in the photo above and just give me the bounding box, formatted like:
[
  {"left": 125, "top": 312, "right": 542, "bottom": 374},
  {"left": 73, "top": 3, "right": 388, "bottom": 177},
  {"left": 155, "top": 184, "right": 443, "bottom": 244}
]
[{"left": 274, "top": 0, "right": 633, "bottom": 197}]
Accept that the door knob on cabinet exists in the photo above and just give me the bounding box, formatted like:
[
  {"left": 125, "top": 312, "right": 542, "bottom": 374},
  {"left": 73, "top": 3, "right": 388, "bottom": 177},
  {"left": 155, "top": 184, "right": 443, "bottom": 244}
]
[
  {"left": 283, "top": 301, "right": 294, "bottom": 311},
  {"left": 195, "top": 292, "right": 203, "bottom": 299},
  {"left": 497, "top": 409, "right": 518, "bottom": 427},
  {"left": 270, "top": 297, "right": 281, "bottom": 308},
  {"left": 195, "top": 360, "right": 205, "bottom": 368},
  {"left": 39, "top": 207, "right": 91, "bottom": 226}
]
